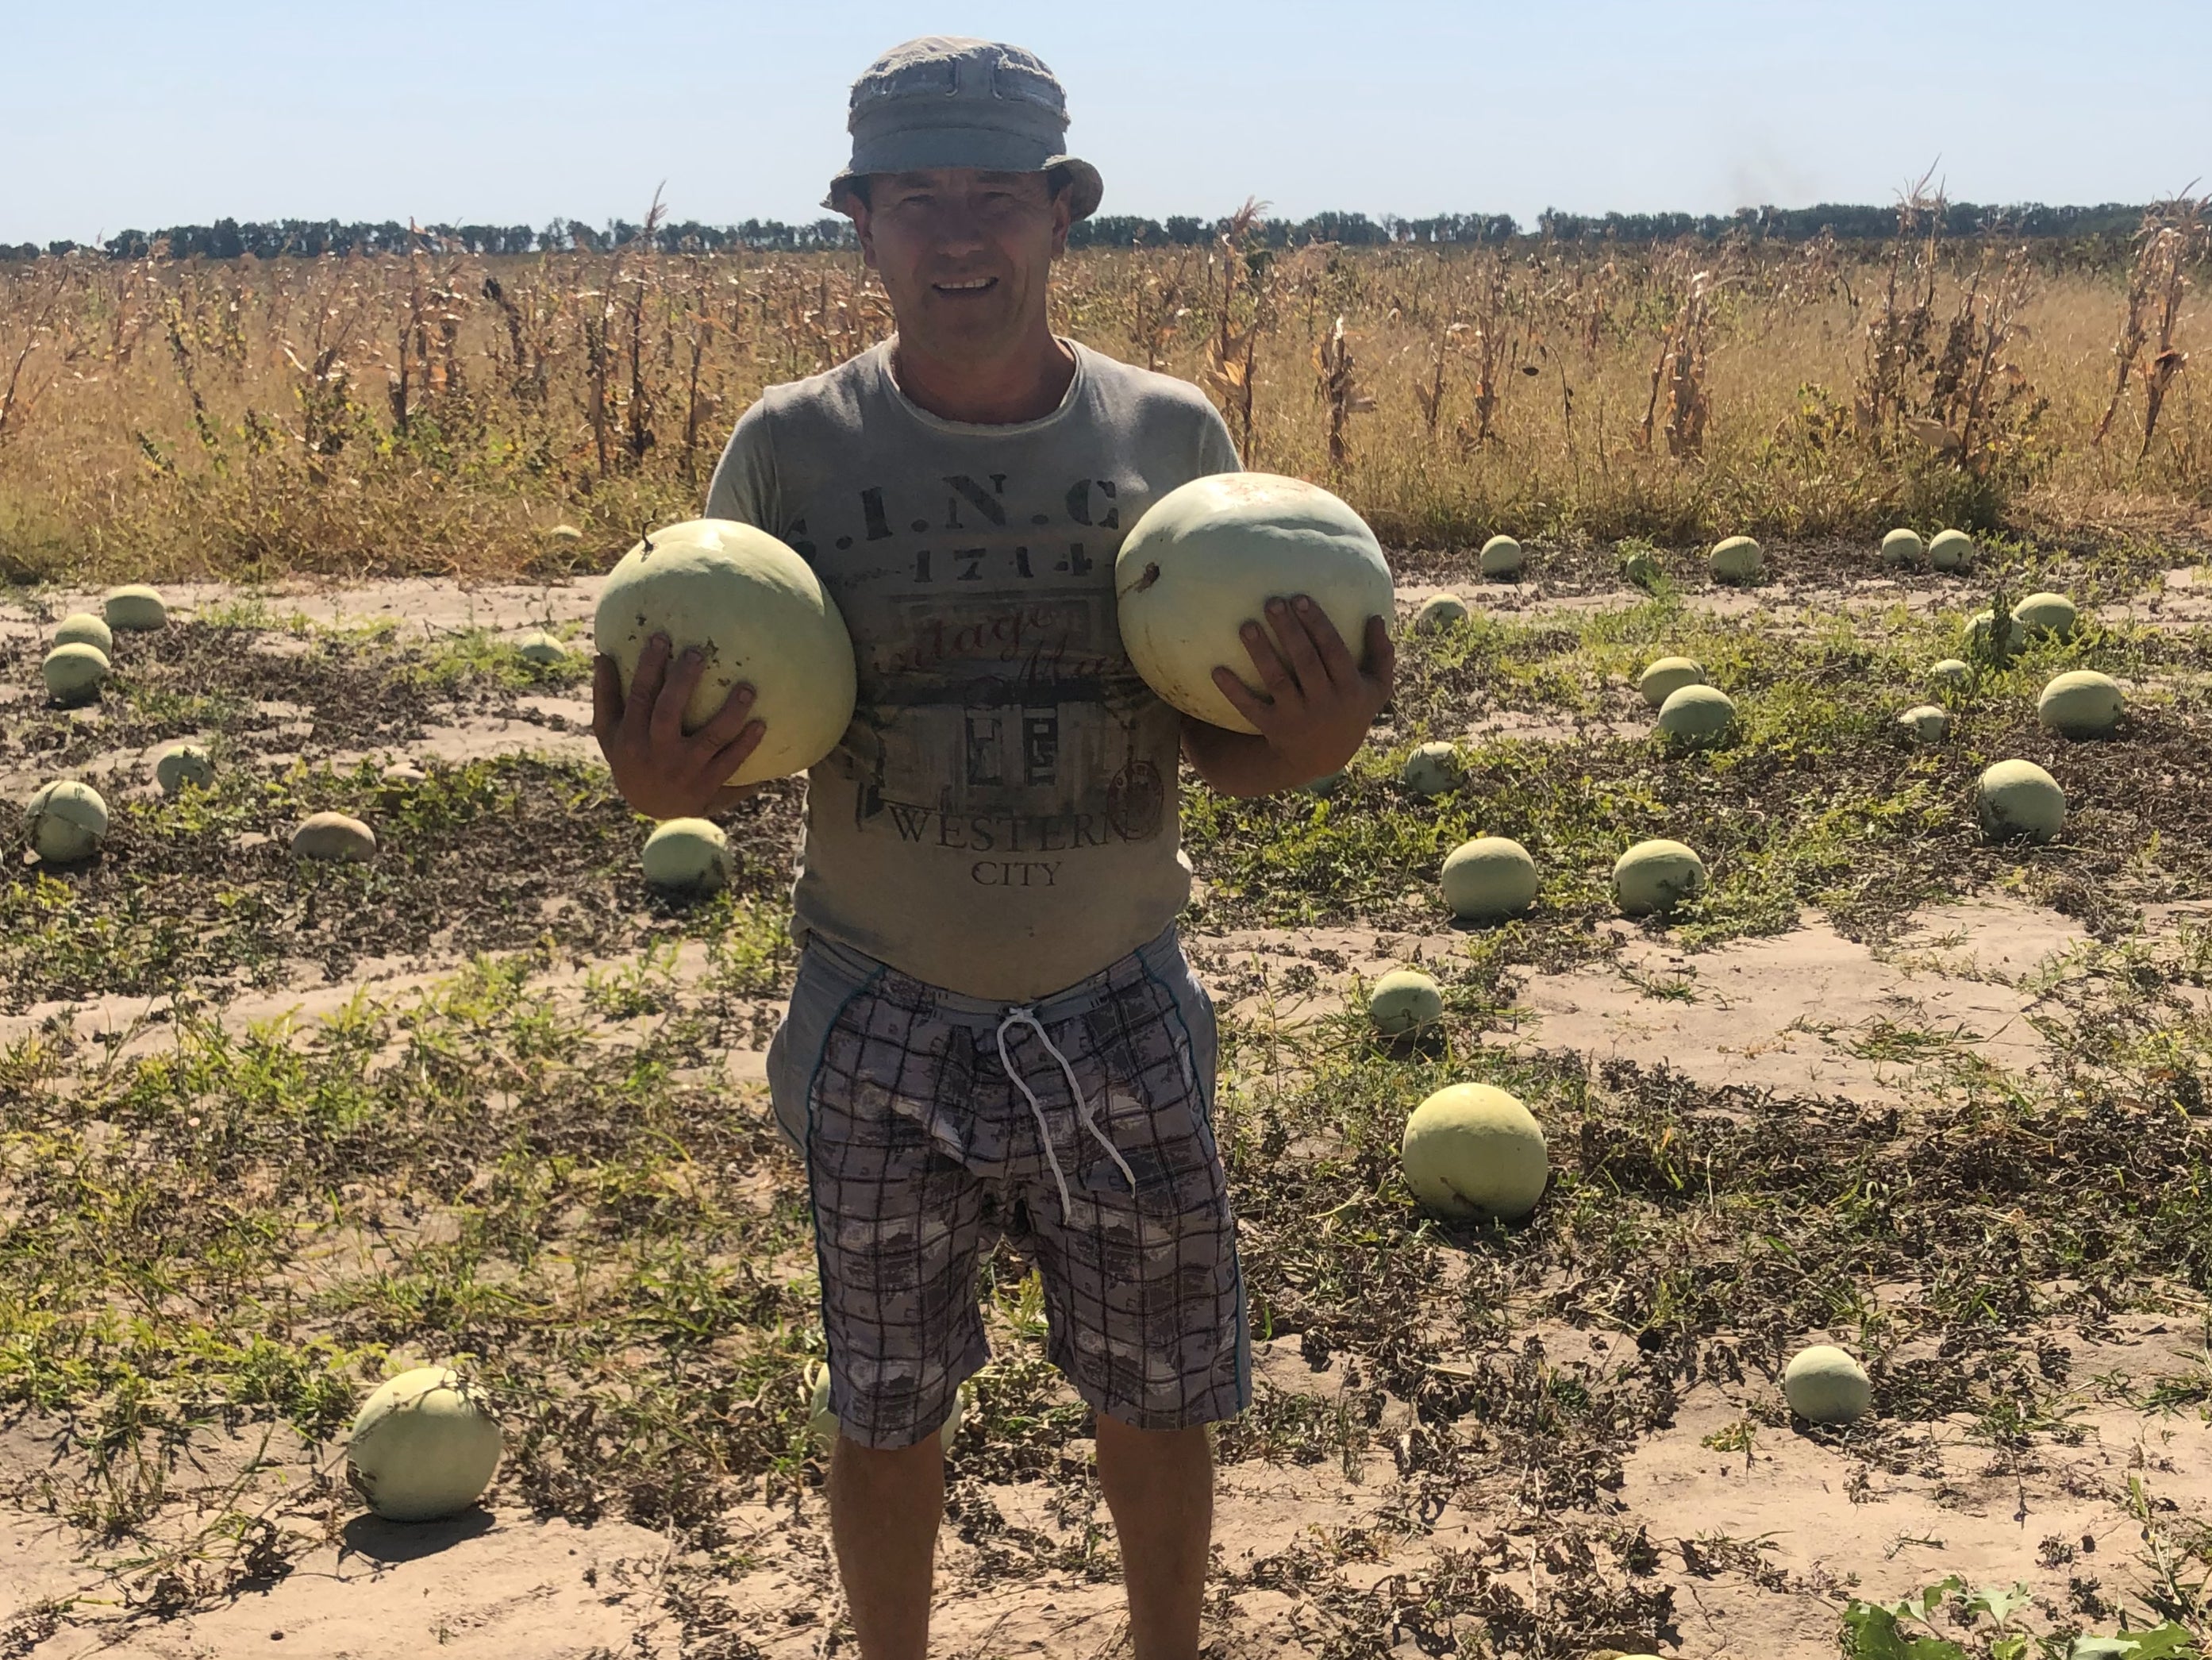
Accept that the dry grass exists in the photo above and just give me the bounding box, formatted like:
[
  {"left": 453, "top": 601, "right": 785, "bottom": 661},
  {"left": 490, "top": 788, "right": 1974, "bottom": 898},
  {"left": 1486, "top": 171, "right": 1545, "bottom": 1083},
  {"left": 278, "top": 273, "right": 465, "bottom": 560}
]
[{"left": 0, "top": 203, "right": 2207, "bottom": 584}]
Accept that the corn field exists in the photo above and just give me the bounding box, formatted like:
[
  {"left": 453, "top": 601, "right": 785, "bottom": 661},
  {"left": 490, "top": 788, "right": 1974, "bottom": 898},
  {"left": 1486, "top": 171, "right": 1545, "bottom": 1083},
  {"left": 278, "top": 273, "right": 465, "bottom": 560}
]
[{"left": 0, "top": 195, "right": 2205, "bottom": 583}]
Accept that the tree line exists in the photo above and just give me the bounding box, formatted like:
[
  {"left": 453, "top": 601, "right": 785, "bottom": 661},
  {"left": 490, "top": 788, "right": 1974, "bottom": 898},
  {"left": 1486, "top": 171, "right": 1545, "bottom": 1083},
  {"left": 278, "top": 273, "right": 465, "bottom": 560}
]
[{"left": 0, "top": 201, "right": 2165, "bottom": 262}]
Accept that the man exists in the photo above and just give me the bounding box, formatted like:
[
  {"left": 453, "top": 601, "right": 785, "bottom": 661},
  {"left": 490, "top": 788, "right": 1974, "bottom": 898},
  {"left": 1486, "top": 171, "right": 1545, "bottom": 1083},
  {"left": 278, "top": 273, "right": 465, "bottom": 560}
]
[{"left": 592, "top": 36, "right": 1393, "bottom": 1660}]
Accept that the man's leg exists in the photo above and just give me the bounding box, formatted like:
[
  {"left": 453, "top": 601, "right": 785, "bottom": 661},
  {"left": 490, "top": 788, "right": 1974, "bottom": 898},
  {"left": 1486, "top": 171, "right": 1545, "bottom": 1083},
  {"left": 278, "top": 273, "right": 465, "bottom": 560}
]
[
  {"left": 829, "top": 1435, "right": 944, "bottom": 1660},
  {"left": 1094, "top": 1414, "right": 1214, "bottom": 1660}
]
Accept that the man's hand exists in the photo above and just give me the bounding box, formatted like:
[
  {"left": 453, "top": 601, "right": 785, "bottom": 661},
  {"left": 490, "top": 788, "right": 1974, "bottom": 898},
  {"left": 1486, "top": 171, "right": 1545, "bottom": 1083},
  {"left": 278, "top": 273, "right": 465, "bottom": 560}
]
[
  {"left": 592, "top": 633, "right": 767, "bottom": 819},
  {"left": 1181, "top": 597, "right": 1395, "bottom": 799}
]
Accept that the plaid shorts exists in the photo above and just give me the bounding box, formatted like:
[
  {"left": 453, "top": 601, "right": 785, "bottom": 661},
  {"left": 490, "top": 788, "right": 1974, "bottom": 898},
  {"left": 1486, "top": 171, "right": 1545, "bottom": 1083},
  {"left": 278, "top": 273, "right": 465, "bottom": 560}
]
[{"left": 766, "top": 923, "right": 1250, "bottom": 1450}]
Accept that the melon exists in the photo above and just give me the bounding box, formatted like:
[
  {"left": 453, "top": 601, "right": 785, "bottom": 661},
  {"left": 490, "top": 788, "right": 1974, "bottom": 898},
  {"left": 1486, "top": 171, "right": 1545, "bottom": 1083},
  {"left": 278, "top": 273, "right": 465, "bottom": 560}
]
[
  {"left": 1401, "top": 1083, "right": 1548, "bottom": 1222},
  {"left": 2012, "top": 591, "right": 2077, "bottom": 641},
  {"left": 1368, "top": 969, "right": 1445, "bottom": 1036},
  {"left": 377, "top": 761, "right": 429, "bottom": 808},
  {"left": 1966, "top": 610, "right": 2018, "bottom": 661},
  {"left": 1709, "top": 535, "right": 1761, "bottom": 584},
  {"left": 1441, "top": 837, "right": 1538, "bottom": 922},
  {"left": 1614, "top": 839, "right": 1706, "bottom": 916},
  {"left": 52, "top": 611, "right": 113, "bottom": 654},
  {"left": 1975, "top": 760, "right": 2064, "bottom": 843},
  {"left": 1306, "top": 768, "right": 1346, "bottom": 797},
  {"left": 1929, "top": 658, "right": 1972, "bottom": 689},
  {"left": 1879, "top": 527, "right": 1924, "bottom": 568},
  {"left": 1656, "top": 684, "right": 1736, "bottom": 742},
  {"left": 2037, "top": 670, "right": 2122, "bottom": 738},
  {"left": 1782, "top": 1344, "right": 1872, "bottom": 1425},
  {"left": 514, "top": 629, "right": 570, "bottom": 665},
  {"left": 293, "top": 812, "right": 377, "bottom": 861},
  {"left": 805, "top": 1361, "right": 965, "bottom": 1452},
  {"left": 1401, "top": 741, "right": 1463, "bottom": 797},
  {"left": 103, "top": 585, "right": 167, "bottom": 630},
  {"left": 641, "top": 817, "right": 732, "bottom": 892},
  {"left": 152, "top": 741, "right": 214, "bottom": 795},
  {"left": 1413, "top": 594, "right": 1470, "bottom": 634},
  {"left": 1895, "top": 705, "right": 1949, "bottom": 743},
  {"left": 546, "top": 523, "right": 585, "bottom": 545},
  {"left": 42, "top": 642, "right": 110, "bottom": 704},
  {"left": 1114, "top": 472, "right": 1394, "bottom": 734},
  {"left": 1928, "top": 528, "right": 1972, "bottom": 570},
  {"left": 594, "top": 518, "right": 858, "bottom": 784},
  {"left": 345, "top": 1366, "right": 504, "bottom": 1522},
  {"left": 1636, "top": 657, "right": 1706, "bottom": 708},
  {"left": 1620, "top": 549, "right": 1662, "bottom": 589},
  {"left": 1479, "top": 534, "right": 1525, "bottom": 578},
  {"left": 24, "top": 780, "right": 109, "bottom": 864}
]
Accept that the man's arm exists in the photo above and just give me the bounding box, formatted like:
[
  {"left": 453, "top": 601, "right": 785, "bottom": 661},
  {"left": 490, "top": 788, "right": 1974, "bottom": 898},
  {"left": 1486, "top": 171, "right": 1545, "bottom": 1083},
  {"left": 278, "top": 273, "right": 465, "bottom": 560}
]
[{"left": 1180, "top": 600, "right": 1394, "bottom": 799}]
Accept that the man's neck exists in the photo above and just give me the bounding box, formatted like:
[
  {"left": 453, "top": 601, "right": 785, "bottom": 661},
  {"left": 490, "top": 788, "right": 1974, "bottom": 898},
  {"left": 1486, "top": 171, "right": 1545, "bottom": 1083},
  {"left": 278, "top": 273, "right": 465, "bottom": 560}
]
[{"left": 888, "top": 330, "right": 1077, "bottom": 425}]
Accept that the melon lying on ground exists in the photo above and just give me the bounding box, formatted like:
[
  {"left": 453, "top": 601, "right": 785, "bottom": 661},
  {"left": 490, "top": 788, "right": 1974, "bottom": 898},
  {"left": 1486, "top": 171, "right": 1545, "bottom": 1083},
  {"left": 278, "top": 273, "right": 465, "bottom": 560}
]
[
  {"left": 1967, "top": 610, "right": 2018, "bottom": 660},
  {"left": 103, "top": 585, "right": 168, "bottom": 630},
  {"left": 2038, "top": 669, "right": 2123, "bottom": 738},
  {"left": 293, "top": 812, "right": 377, "bottom": 861},
  {"left": 546, "top": 523, "right": 585, "bottom": 546},
  {"left": 346, "top": 1366, "right": 504, "bottom": 1522},
  {"left": 1636, "top": 657, "right": 1705, "bottom": 707},
  {"left": 25, "top": 780, "right": 109, "bottom": 864},
  {"left": 1368, "top": 969, "right": 1445, "bottom": 1036},
  {"left": 1402, "top": 741, "right": 1462, "bottom": 796},
  {"left": 1975, "top": 760, "right": 2065, "bottom": 842},
  {"left": 1928, "top": 527, "right": 1973, "bottom": 570},
  {"left": 1782, "top": 1344, "right": 1872, "bottom": 1425},
  {"left": 41, "top": 642, "right": 110, "bottom": 704},
  {"left": 2012, "top": 591, "right": 2078, "bottom": 641},
  {"left": 1929, "top": 657, "right": 1972, "bottom": 689},
  {"left": 1306, "top": 768, "right": 1346, "bottom": 797},
  {"left": 152, "top": 741, "right": 214, "bottom": 795},
  {"left": 1401, "top": 1083, "right": 1548, "bottom": 1222},
  {"left": 1479, "top": 534, "right": 1525, "bottom": 578},
  {"left": 641, "top": 818, "right": 732, "bottom": 892},
  {"left": 52, "top": 611, "right": 113, "bottom": 653},
  {"left": 377, "top": 761, "right": 429, "bottom": 807},
  {"left": 1614, "top": 839, "right": 1706, "bottom": 916},
  {"left": 1618, "top": 547, "right": 1661, "bottom": 588},
  {"left": 1879, "top": 527, "right": 1924, "bottom": 567},
  {"left": 1895, "top": 705, "right": 1950, "bottom": 743},
  {"left": 1115, "top": 473, "right": 1394, "bottom": 734},
  {"left": 1656, "top": 684, "right": 1735, "bottom": 742},
  {"left": 806, "top": 1361, "right": 965, "bottom": 1451},
  {"left": 1412, "top": 593, "right": 1470, "bottom": 634},
  {"left": 595, "top": 518, "right": 859, "bottom": 783},
  {"left": 1709, "top": 535, "right": 1761, "bottom": 584},
  {"left": 514, "top": 628, "right": 570, "bottom": 664},
  {"left": 1441, "top": 837, "right": 1539, "bottom": 921}
]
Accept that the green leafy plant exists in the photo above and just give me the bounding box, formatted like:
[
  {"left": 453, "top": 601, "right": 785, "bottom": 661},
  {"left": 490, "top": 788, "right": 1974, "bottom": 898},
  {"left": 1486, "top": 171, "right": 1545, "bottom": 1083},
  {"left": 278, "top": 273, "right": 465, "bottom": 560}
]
[{"left": 1839, "top": 1576, "right": 2199, "bottom": 1658}]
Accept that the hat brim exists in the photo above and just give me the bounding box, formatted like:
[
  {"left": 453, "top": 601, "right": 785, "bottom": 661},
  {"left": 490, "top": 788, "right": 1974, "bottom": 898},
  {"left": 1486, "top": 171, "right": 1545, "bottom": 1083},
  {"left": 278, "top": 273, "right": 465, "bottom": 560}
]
[{"left": 825, "top": 153, "right": 1102, "bottom": 222}]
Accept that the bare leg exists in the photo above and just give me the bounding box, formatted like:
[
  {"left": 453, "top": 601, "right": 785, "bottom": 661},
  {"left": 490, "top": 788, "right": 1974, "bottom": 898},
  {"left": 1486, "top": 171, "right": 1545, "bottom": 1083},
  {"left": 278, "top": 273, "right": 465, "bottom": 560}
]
[
  {"left": 1094, "top": 1415, "right": 1214, "bottom": 1660},
  {"left": 828, "top": 1434, "right": 944, "bottom": 1660}
]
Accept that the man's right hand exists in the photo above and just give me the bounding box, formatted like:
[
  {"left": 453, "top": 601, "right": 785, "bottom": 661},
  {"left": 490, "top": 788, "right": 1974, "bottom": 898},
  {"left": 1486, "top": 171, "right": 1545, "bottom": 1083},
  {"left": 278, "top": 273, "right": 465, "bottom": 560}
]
[{"left": 592, "top": 633, "right": 767, "bottom": 819}]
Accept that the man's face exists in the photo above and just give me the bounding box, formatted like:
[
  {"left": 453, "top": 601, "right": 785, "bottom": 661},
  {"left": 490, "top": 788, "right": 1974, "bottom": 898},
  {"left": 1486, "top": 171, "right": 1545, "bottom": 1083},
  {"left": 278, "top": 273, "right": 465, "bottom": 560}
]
[{"left": 853, "top": 168, "right": 1072, "bottom": 358}]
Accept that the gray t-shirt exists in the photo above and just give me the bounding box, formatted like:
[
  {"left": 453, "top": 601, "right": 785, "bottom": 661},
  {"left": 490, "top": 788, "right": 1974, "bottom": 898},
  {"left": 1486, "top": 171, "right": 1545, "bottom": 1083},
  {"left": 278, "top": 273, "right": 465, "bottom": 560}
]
[{"left": 704, "top": 337, "right": 1241, "bottom": 1001}]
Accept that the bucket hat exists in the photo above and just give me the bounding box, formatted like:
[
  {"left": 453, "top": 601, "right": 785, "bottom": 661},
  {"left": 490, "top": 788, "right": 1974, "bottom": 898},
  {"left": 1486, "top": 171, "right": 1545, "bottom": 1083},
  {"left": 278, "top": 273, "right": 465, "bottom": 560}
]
[{"left": 824, "top": 37, "right": 1104, "bottom": 221}]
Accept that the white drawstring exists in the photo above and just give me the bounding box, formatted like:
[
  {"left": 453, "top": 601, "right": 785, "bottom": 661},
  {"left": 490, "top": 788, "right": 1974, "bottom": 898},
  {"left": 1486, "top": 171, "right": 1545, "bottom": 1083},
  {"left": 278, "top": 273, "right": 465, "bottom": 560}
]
[{"left": 994, "top": 1007, "right": 1138, "bottom": 1224}]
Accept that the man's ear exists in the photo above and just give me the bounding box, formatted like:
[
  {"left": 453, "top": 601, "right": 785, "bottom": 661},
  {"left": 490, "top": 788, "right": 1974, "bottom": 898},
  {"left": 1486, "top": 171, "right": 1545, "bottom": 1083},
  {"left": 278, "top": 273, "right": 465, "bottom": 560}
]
[
  {"left": 1048, "top": 187, "right": 1073, "bottom": 260},
  {"left": 852, "top": 206, "right": 879, "bottom": 272}
]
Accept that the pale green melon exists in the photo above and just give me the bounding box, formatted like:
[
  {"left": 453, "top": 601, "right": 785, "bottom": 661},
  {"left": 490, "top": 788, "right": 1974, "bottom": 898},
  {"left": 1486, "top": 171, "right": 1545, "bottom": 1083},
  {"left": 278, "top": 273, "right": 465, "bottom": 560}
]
[
  {"left": 1879, "top": 528, "right": 1924, "bottom": 567},
  {"left": 2012, "top": 591, "right": 2078, "bottom": 641},
  {"left": 2037, "top": 669, "right": 2123, "bottom": 738},
  {"left": 1783, "top": 1344, "right": 1872, "bottom": 1425},
  {"left": 641, "top": 818, "right": 732, "bottom": 892},
  {"left": 1614, "top": 839, "right": 1706, "bottom": 916},
  {"left": 1709, "top": 535, "right": 1761, "bottom": 584},
  {"left": 1413, "top": 594, "right": 1471, "bottom": 634},
  {"left": 806, "top": 1361, "right": 965, "bottom": 1451},
  {"left": 293, "top": 812, "right": 377, "bottom": 861},
  {"left": 545, "top": 523, "right": 585, "bottom": 545},
  {"left": 1306, "top": 768, "right": 1346, "bottom": 797},
  {"left": 1895, "top": 705, "right": 1950, "bottom": 743},
  {"left": 1620, "top": 549, "right": 1662, "bottom": 588},
  {"left": 595, "top": 518, "right": 859, "bottom": 784},
  {"left": 376, "top": 761, "right": 429, "bottom": 809},
  {"left": 1656, "top": 684, "right": 1736, "bottom": 741},
  {"left": 42, "top": 642, "right": 110, "bottom": 704},
  {"left": 1966, "top": 610, "right": 2018, "bottom": 660},
  {"left": 103, "top": 585, "right": 167, "bottom": 630},
  {"left": 346, "top": 1366, "right": 503, "bottom": 1522},
  {"left": 52, "top": 611, "right": 113, "bottom": 654},
  {"left": 1929, "top": 658, "right": 1972, "bottom": 689},
  {"left": 1401, "top": 1083, "right": 1548, "bottom": 1222},
  {"left": 1479, "top": 534, "right": 1525, "bottom": 578},
  {"left": 152, "top": 741, "right": 214, "bottom": 795},
  {"left": 1115, "top": 473, "right": 1394, "bottom": 734},
  {"left": 1928, "top": 527, "right": 1973, "bottom": 570},
  {"left": 1975, "top": 760, "right": 2064, "bottom": 843},
  {"left": 25, "top": 780, "right": 109, "bottom": 864},
  {"left": 1401, "top": 741, "right": 1463, "bottom": 797},
  {"left": 1368, "top": 969, "right": 1445, "bottom": 1036},
  {"left": 1441, "top": 837, "right": 1538, "bottom": 922},
  {"left": 514, "top": 629, "right": 570, "bottom": 665},
  {"left": 1636, "top": 657, "right": 1706, "bottom": 707}
]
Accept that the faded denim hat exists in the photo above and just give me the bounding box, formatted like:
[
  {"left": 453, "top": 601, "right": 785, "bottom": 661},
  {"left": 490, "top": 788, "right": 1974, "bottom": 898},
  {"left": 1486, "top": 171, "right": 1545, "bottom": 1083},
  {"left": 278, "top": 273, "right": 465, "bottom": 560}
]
[{"left": 824, "top": 37, "right": 1104, "bottom": 221}]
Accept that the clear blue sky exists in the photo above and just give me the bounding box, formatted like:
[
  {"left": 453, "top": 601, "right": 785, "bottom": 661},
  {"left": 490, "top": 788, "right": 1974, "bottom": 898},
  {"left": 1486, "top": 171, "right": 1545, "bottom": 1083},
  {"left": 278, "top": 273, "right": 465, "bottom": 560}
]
[{"left": 12, "top": 0, "right": 2207, "bottom": 243}]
